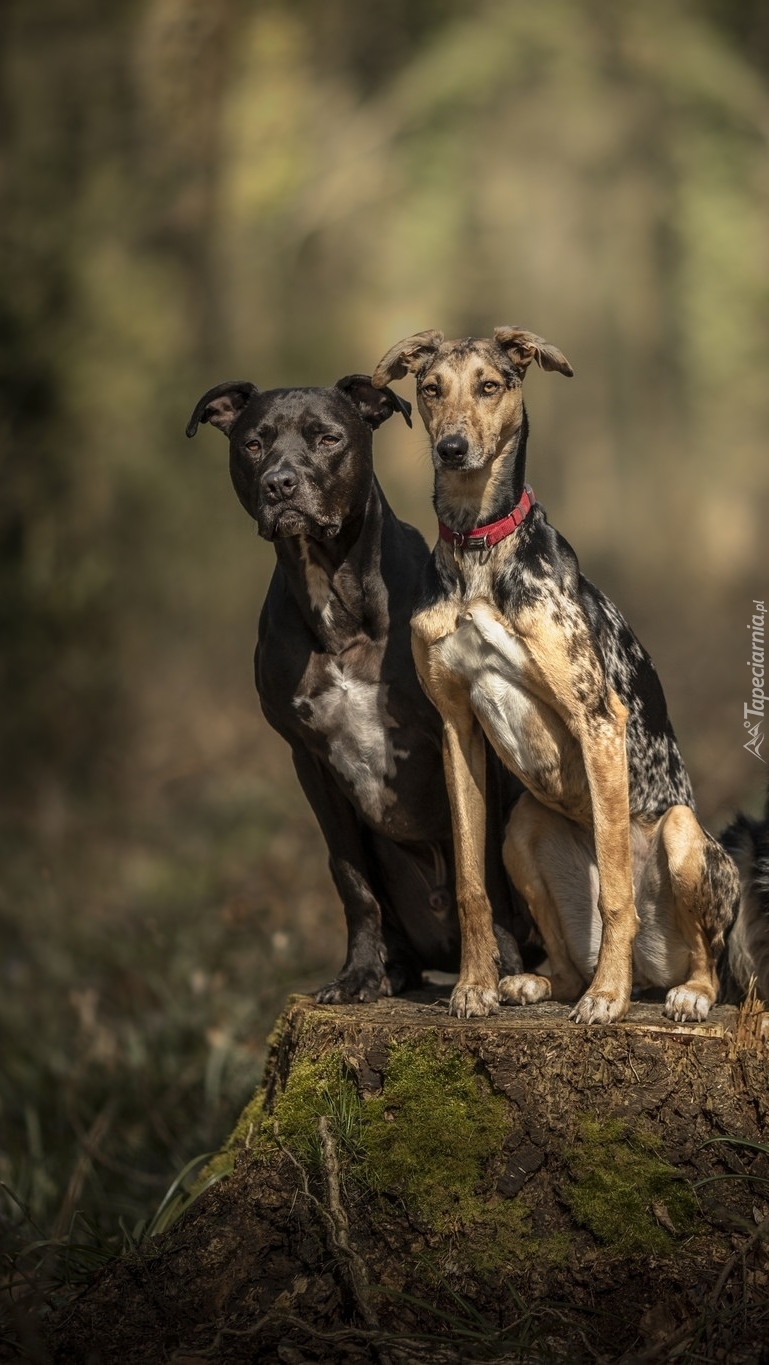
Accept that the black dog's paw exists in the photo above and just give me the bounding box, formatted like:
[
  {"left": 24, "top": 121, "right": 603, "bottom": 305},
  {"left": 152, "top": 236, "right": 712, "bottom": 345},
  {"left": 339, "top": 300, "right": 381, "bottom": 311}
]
[{"left": 316, "top": 969, "right": 391, "bottom": 1005}]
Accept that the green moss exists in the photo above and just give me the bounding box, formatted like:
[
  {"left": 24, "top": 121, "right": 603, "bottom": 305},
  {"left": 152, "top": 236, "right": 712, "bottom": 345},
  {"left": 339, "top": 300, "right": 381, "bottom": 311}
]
[
  {"left": 562, "top": 1116, "right": 698, "bottom": 1255},
  {"left": 358, "top": 1039, "right": 508, "bottom": 1229},
  {"left": 261, "top": 1038, "right": 545, "bottom": 1270},
  {"left": 356, "top": 1039, "right": 568, "bottom": 1273},
  {"left": 271, "top": 1051, "right": 359, "bottom": 1160}
]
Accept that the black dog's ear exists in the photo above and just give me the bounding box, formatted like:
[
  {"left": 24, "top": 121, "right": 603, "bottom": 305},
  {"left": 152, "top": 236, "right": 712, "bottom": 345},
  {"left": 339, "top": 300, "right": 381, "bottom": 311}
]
[
  {"left": 186, "top": 381, "right": 258, "bottom": 438},
  {"left": 371, "top": 330, "right": 444, "bottom": 387},
  {"left": 493, "top": 326, "right": 573, "bottom": 378},
  {"left": 335, "top": 374, "right": 413, "bottom": 429}
]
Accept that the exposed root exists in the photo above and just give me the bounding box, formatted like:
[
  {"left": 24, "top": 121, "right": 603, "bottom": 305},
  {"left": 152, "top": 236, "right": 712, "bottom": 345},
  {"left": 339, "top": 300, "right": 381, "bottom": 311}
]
[
  {"left": 272, "top": 1118, "right": 392, "bottom": 1364},
  {"left": 317, "top": 1115, "right": 379, "bottom": 1333}
]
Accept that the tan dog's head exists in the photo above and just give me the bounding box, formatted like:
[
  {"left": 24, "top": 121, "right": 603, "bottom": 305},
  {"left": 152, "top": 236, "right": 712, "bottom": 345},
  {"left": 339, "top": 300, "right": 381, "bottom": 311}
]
[{"left": 373, "top": 327, "right": 572, "bottom": 473}]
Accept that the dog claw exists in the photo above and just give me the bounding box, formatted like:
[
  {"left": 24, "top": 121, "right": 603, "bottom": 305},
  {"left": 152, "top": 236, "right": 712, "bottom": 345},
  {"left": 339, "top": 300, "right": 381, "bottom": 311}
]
[
  {"left": 569, "top": 991, "right": 627, "bottom": 1025},
  {"left": 498, "top": 973, "right": 552, "bottom": 1006},
  {"left": 448, "top": 984, "right": 499, "bottom": 1018},
  {"left": 663, "top": 987, "right": 711, "bottom": 1023}
]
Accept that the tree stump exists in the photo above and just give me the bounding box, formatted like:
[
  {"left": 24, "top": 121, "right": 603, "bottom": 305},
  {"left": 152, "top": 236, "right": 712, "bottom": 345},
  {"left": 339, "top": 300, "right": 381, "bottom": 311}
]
[{"left": 43, "top": 993, "right": 769, "bottom": 1364}]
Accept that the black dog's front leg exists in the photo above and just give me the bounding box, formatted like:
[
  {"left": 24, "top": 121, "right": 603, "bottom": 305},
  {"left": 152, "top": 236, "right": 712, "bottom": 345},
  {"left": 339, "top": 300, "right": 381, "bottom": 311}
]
[{"left": 291, "top": 747, "right": 390, "bottom": 1003}]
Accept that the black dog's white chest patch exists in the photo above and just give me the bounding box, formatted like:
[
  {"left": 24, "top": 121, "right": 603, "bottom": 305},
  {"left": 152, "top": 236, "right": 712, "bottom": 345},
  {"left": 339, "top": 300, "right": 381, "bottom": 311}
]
[{"left": 294, "top": 661, "right": 410, "bottom": 822}]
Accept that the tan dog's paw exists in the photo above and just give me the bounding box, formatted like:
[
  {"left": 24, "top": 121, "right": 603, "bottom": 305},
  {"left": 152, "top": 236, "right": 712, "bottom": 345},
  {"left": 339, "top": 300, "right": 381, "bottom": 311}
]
[
  {"left": 449, "top": 983, "right": 500, "bottom": 1018},
  {"left": 663, "top": 987, "right": 712, "bottom": 1023},
  {"left": 498, "top": 973, "right": 552, "bottom": 1005},
  {"left": 569, "top": 991, "right": 628, "bottom": 1025}
]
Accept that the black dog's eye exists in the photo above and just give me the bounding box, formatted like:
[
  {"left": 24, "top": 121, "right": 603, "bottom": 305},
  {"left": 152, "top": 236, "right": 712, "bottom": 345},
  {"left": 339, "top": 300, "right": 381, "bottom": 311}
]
[
  {"left": 319, "top": 433, "right": 341, "bottom": 447},
  {"left": 421, "top": 382, "right": 439, "bottom": 398},
  {"left": 245, "top": 439, "right": 261, "bottom": 453},
  {"left": 481, "top": 380, "right": 500, "bottom": 395}
]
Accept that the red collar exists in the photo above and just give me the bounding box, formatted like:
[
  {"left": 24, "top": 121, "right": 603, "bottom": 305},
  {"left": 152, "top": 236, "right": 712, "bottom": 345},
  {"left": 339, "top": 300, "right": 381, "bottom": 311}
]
[{"left": 438, "top": 484, "right": 535, "bottom": 552}]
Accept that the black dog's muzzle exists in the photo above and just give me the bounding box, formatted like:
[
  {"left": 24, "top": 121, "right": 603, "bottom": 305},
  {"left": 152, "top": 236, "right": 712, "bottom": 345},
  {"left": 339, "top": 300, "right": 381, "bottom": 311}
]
[{"left": 261, "top": 461, "right": 300, "bottom": 505}]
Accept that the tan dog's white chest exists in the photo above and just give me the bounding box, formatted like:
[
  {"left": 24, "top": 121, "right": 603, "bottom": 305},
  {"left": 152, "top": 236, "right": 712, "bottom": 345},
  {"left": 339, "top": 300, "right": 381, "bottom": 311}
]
[{"left": 429, "top": 601, "right": 588, "bottom": 818}]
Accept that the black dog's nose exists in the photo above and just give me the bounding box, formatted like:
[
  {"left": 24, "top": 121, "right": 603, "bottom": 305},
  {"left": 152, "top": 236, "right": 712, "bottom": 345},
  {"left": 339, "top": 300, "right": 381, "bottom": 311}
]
[
  {"left": 262, "top": 465, "right": 298, "bottom": 502},
  {"left": 436, "top": 434, "right": 469, "bottom": 466}
]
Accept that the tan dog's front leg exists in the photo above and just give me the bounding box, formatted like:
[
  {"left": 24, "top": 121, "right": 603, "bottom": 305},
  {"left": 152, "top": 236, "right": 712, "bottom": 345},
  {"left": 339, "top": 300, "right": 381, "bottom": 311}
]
[
  {"left": 412, "top": 632, "right": 499, "bottom": 1016},
  {"left": 441, "top": 708, "right": 500, "bottom": 1016},
  {"left": 570, "top": 692, "right": 638, "bottom": 1024}
]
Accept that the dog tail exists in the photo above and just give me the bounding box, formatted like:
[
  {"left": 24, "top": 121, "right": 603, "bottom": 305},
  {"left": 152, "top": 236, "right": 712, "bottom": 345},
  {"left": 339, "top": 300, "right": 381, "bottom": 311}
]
[{"left": 719, "top": 782, "right": 769, "bottom": 1005}]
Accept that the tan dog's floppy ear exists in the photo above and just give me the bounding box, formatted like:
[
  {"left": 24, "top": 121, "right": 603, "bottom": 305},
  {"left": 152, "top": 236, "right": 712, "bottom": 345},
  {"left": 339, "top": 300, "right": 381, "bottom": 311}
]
[
  {"left": 372, "top": 329, "right": 444, "bottom": 387},
  {"left": 493, "top": 327, "right": 573, "bottom": 378},
  {"left": 186, "top": 381, "right": 258, "bottom": 438},
  {"left": 335, "top": 374, "right": 412, "bottom": 429}
]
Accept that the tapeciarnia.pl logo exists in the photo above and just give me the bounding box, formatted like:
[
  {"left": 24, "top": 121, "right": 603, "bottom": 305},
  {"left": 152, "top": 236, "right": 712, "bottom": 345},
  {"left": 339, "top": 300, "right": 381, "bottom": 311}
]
[{"left": 744, "top": 599, "right": 766, "bottom": 762}]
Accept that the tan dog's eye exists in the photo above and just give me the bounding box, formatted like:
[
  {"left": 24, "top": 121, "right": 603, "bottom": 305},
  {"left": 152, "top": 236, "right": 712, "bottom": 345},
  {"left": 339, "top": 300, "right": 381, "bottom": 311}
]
[
  {"left": 421, "top": 383, "right": 439, "bottom": 398},
  {"left": 481, "top": 380, "right": 500, "bottom": 394}
]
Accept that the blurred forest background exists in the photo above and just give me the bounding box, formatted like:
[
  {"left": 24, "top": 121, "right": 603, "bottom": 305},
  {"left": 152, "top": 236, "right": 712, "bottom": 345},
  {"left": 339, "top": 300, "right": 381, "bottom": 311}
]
[{"left": 1, "top": 0, "right": 769, "bottom": 1259}]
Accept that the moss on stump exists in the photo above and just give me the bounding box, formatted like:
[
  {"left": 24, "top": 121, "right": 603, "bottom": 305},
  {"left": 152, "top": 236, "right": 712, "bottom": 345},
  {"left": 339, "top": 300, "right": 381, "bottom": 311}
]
[{"left": 45, "top": 994, "right": 769, "bottom": 1363}]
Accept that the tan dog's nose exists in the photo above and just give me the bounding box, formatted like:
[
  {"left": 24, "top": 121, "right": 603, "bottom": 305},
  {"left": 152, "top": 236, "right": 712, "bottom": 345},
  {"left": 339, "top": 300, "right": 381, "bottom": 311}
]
[{"left": 435, "top": 434, "right": 469, "bottom": 466}]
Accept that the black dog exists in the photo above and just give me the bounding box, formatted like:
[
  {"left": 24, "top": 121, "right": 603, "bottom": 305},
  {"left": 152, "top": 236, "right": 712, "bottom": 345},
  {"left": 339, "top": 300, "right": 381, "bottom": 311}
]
[
  {"left": 186, "top": 374, "right": 525, "bottom": 1002},
  {"left": 720, "top": 780, "right": 769, "bottom": 1004}
]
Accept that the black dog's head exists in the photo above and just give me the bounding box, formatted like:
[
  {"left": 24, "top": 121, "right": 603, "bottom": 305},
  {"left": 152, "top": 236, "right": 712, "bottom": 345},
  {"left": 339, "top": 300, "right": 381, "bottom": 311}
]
[{"left": 186, "top": 375, "right": 411, "bottom": 542}]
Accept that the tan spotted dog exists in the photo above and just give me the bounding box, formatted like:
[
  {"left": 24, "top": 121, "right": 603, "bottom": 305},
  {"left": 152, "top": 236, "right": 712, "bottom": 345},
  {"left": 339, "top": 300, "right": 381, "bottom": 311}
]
[{"left": 372, "top": 327, "right": 740, "bottom": 1023}]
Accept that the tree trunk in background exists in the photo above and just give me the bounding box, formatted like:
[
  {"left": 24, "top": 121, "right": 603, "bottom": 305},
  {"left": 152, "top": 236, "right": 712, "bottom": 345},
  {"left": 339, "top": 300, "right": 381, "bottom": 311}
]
[
  {"left": 44, "top": 995, "right": 769, "bottom": 1364},
  {"left": 0, "top": 0, "right": 239, "bottom": 816}
]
